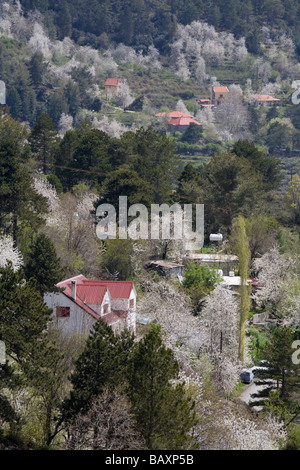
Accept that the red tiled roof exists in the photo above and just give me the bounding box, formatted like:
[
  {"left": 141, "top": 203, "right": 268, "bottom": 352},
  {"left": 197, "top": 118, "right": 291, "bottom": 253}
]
[
  {"left": 252, "top": 94, "right": 280, "bottom": 102},
  {"left": 104, "top": 78, "right": 122, "bottom": 86},
  {"left": 55, "top": 275, "right": 135, "bottom": 324},
  {"left": 168, "top": 117, "right": 202, "bottom": 126},
  {"left": 212, "top": 86, "right": 229, "bottom": 93},
  {"left": 82, "top": 280, "right": 135, "bottom": 299},
  {"left": 56, "top": 275, "right": 87, "bottom": 297},
  {"left": 156, "top": 111, "right": 193, "bottom": 118},
  {"left": 76, "top": 284, "right": 108, "bottom": 305}
]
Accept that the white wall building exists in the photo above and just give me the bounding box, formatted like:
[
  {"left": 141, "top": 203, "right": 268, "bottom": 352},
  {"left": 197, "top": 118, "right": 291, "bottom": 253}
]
[{"left": 44, "top": 275, "right": 137, "bottom": 336}]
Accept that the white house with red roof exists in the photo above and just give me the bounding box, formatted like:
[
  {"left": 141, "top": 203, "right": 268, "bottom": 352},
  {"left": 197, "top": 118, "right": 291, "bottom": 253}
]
[{"left": 44, "top": 275, "right": 136, "bottom": 336}]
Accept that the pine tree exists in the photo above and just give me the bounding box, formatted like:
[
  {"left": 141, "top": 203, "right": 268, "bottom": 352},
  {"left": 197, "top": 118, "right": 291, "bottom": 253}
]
[
  {"left": 129, "top": 324, "right": 196, "bottom": 450},
  {"left": 132, "top": 127, "right": 179, "bottom": 204},
  {"left": 0, "top": 263, "right": 73, "bottom": 445},
  {"left": 251, "top": 326, "right": 300, "bottom": 409},
  {"left": 61, "top": 320, "right": 134, "bottom": 423},
  {"left": 24, "top": 233, "right": 64, "bottom": 296},
  {"left": 0, "top": 265, "right": 52, "bottom": 366},
  {"left": 29, "top": 113, "right": 58, "bottom": 174},
  {"left": 0, "top": 114, "right": 48, "bottom": 246},
  {"left": 28, "top": 52, "right": 47, "bottom": 88},
  {"left": 56, "top": 1, "right": 72, "bottom": 40}
]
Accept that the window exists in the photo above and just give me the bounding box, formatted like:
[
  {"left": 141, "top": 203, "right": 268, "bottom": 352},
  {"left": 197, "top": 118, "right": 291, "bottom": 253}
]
[
  {"left": 56, "top": 306, "right": 70, "bottom": 318},
  {"left": 103, "top": 304, "right": 109, "bottom": 314},
  {"left": 129, "top": 299, "right": 135, "bottom": 309}
]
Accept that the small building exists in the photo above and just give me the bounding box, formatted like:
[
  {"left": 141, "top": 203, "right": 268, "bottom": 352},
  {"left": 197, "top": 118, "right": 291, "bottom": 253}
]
[
  {"left": 199, "top": 98, "right": 215, "bottom": 109},
  {"left": 167, "top": 116, "right": 202, "bottom": 133},
  {"left": 220, "top": 273, "right": 250, "bottom": 292},
  {"left": 145, "top": 260, "right": 184, "bottom": 279},
  {"left": 186, "top": 253, "right": 238, "bottom": 276},
  {"left": 250, "top": 94, "right": 280, "bottom": 107},
  {"left": 104, "top": 78, "right": 123, "bottom": 98},
  {"left": 211, "top": 86, "right": 229, "bottom": 105},
  {"left": 44, "top": 274, "right": 136, "bottom": 336}
]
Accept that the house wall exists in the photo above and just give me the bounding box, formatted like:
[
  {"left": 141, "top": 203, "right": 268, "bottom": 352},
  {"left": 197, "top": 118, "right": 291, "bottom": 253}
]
[
  {"left": 87, "top": 290, "right": 111, "bottom": 316},
  {"left": 111, "top": 288, "right": 136, "bottom": 312},
  {"left": 126, "top": 289, "right": 136, "bottom": 333},
  {"left": 168, "top": 124, "right": 189, "bottom": 133},
  {"left": 105, "top": 85, "right": 120, "bottom": 97},
  {"left": 44, "top": 292, "right": 96, "bottom": 335},
  {"left": 44, "top": 287, "right": 137, "bottom": 336},
  {"left": 212, "top": 90, "right": 228, "bottom": 105}
]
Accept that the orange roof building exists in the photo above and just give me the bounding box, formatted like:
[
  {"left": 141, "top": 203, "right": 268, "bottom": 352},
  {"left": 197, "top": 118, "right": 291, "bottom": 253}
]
[
  {"left": 211, "top": 85, "right": 229, "bottom": 105},
  {"left": 250, "top": 94, "right": 280, "bottom": 106},
  {"left": 168, "top": 116, "right": 202, "bottom": 132},
  {"left": 104, "top": 78, "right": 123, "bottom": 97}
]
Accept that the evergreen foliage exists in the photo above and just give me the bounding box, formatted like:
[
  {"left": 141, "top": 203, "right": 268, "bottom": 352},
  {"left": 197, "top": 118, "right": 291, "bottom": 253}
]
[
  {"left": 128, "top": 324, "right": 196, "bottom": 450},
  {"left": 19, "top": 0, "right": 300, "bottom": 55},
  {"left": 61, "top": 319, "right": 135, "bottom": 423},
  {"left": 24, "top": 233, "right": 64, "bottom": 296}
]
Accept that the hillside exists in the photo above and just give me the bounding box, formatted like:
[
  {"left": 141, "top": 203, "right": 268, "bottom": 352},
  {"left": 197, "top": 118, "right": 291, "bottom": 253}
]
[
  {"left": 1, "top": 1, "right": 300, "bottom": 452},
  {"left": 19, "top": 0, "right": 300, "bottom": 56}
]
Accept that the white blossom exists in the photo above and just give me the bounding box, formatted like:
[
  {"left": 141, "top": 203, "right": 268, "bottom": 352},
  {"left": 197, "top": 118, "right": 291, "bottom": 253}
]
[
  {"left": 214, "top": 84, "right": 250, "bottom": 140},
  {"left": 137, "top": 278, "right": 208, "bottom": 367},
  {"left": 58, "top": 113, "right": 73, "bottom": 137},
  {"left": 33, "top": 176, "right": 60, "bottom": 226},
  {"left": 175, "top": 99, "right": 191, "bottom": 115},
  {"left": 221, "top": 413, "right": 286, "bottom": 450},
  {"left": 170, "top": 21, "right": 248, "bottom": 75},
  {"left": 252, "top": 247, "right": 299, "bottom": 319},
  {"left": 28, "top": 22, "right": 51, "bottom": 59},
  {"left": 174, "top": 53, "right": 191, "bottom": 81},
  {"left": 91, "top": 116, "right": 130, "bottom": 138},
  {"left": 111, "top": 44, "right": 161, "bottom": 70},
  {"left": 0, "top": 236, "right": 23, "bottom": 271}
]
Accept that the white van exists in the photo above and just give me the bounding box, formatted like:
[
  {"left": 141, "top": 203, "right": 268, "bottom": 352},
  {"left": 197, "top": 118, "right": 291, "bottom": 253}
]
[{"left": 240, "top": 369, "right": 254, "bottom": 384}]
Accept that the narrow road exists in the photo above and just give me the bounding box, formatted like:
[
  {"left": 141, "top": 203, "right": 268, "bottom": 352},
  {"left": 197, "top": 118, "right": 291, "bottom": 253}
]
[{"left": 239, "top": 382, "right": 267, "bottom": 410}]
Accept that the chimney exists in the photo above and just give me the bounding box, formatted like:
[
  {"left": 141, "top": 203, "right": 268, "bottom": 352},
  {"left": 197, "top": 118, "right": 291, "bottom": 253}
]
[{"left": 71, "top": 280, "right": 76, "bottom": 300}]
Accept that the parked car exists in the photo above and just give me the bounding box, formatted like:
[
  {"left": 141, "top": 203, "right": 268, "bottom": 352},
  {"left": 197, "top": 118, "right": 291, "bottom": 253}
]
[{"left": 240, "top": 368, "right": 254, "bottom": 384}]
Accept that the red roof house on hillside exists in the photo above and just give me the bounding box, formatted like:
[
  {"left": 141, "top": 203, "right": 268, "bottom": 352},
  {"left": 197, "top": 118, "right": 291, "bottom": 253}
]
[
  {"left": 168, "top": 116, "right": 202, "bottom": 132},
  {"left": 250, "top": 94, "right": 280, "bottom": 106},
  {"left": 211, "top": 85, "right": 229, "bottom": 105},
  {"left": 104, "top": 78, "right": 123, "bottom": 97},
  {"left": 44, "top": 275, "right": 136, "bottom": 335}
]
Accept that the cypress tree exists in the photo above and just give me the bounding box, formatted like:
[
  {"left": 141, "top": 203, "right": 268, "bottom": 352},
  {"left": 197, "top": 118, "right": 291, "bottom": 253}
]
[{"left": 232, "top": 216, "right": 251, "bottom": 364}]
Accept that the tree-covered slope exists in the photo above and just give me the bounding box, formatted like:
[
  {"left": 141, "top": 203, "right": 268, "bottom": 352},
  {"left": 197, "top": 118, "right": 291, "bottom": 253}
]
[{"left": 19, "top": 0, "right": 300, "bottom": 54}]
